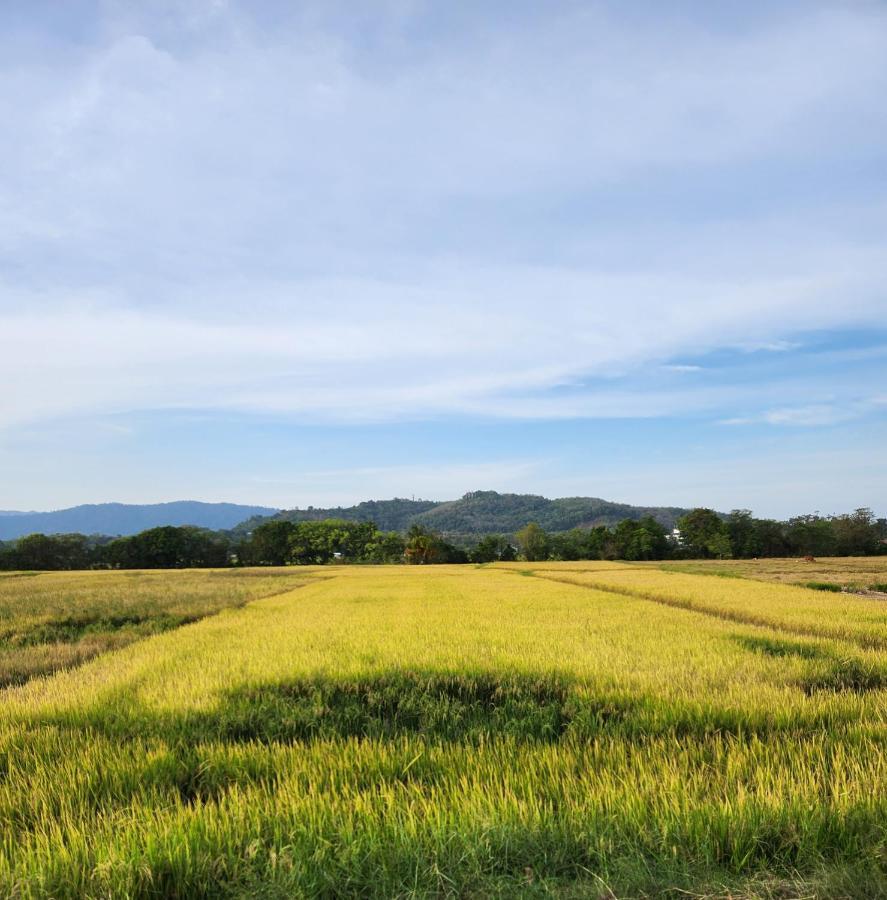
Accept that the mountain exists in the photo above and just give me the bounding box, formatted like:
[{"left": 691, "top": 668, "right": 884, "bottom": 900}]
[
  {"left": 413, "top": 491, "right": 690, "bottom": 535},
  {"left": 239, "top": 491, "right": 692, "bottom": 538},
  {"left": 234, "top": 498, "right": 439, "bottom": 535},
  {"left": 0, "top": 502, "right": 279, "bottom": 541},
  {"left": 1, "top": 493, "right": 697, "bottom": 542}
]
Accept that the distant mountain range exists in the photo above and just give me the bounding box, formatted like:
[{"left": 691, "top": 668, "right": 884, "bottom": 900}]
[
  {"left": 236, "top": 491, "right": 693, "bottom": 538},
  {"left": 0, "top": 492, "right": 696, "bottom": 542},
  {"left": 0, "top": 502, "right": 278, "bottom": 541}
]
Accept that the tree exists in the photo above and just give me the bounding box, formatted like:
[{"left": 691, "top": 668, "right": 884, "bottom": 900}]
[
  {"left": 548, "top": 530, "right": 582, "bottom": 561},
  {"left": 11, "top": 534, "right": 67, "bottom": 570},
  {"left": 404, "top": 525, "right": 439, "bottom": 564},
  {"left": 105, "top": 526, "right": 229, "bottom": 569},
  {"left": 726, "top": 510, "right": 756, "bottom": 558},
  {"left": 470, "top": 534, "right": 516, "bottom": 563},
  {"left": 284, "top": 519, "right": 382, "bottom": 564},
  {"left": 515, "top": 523, "right": 549, "bottom": 561},
  {"left": 748, "top": 518, "right": 789, "bottom": 558},
  {"left": 610, "top": 517, "right": 669, "bottom": 560},
  {"left": 404, "top": 525, "right": 467, "bottom": 564},
  {"left": 362, "top": 530, "right": 406, "bottom": 563},
  {"left": 785, "top": 515, "right": 835, "bottom": 557},
  {"left": 4, "top": 533, "right": 97, "bottom": 570},
  {"left": 245, "top": 521, "right": 296, "bottom": 566},
  {"left": 830, "top": 508, "right": 880, "bottom": 556},
  {"left": 580, "top": 526, "right": 611, "bottom": 560},
  {"left": 676, "top": 508, "right": 730, "bottom": 558}
]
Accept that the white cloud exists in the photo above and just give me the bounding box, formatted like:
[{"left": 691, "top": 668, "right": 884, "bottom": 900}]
[
  {"left": 735, "top": 340, "right": 802, "bottom": 353},
  {"left": 2, "top": 258, "right": 885, "bottom": 429},
  {"left": 0, "top": 1, "right": 885, "bottom": 434},
  {"left": 720, "top": 398, "right": 883, "bottom": 428},
  {"left": 762, "top": 406, "right": 851, "bottom": 427}
]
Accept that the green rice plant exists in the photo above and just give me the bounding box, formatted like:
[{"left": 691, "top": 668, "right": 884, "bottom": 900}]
[
  {"left": 0, "top": 568, "right": 317, "bottom": 686},
  {"left": 521, "top": 561, "right": 887, "bottom": 649},
  {"left": 0, "top": 565, "right": 883, "bottom": 897}
]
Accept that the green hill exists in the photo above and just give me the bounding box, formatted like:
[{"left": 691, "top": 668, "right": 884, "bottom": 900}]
[
  {"left": 413, "top": 491, "right": 689, "bottom": 534},
  {"left": 236, "top": 491, "right": 691, "bottom": 538},
  {"left": 234, "top": 498, "right": 439, "bottom": 535}
]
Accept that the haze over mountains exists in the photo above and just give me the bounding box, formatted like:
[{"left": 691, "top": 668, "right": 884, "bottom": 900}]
[
  {"left": 0, "top": 492, "right": 693, "bottom": 542},
  {"left": 0, "top": 502, "right": 277, "bottom": 541}
]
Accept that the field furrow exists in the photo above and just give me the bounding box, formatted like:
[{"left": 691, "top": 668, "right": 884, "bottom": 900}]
[{"left": 521, "top": 563, "right": 887, "bottom": 650}]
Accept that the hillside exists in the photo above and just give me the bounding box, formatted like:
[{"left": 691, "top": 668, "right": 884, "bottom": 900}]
[
  {"left": 0, "top": 501, "right": 278, "bottom": 541},
  {"left": 2, "top": 493, "right": 696, "bottom": 542},
  {"left": 235, "top": 498, "right": 440, "bottom": 534},
  {"left": 414, "top": 491, "right": 689, "bottom": 534},
  {"left": 241, "top": 491, "right": 692, "bottom": 537}
]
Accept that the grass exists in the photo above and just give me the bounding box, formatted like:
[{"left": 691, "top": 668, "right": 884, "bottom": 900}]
[
  {"left": 0, "top": 568, "right": 317, "bottom": 687},
  {"left": 805, "top": 581, "right": 844, "bottom": 592},
  {"left": 0, "top": 563, "right": 884, "bottom": 897}
]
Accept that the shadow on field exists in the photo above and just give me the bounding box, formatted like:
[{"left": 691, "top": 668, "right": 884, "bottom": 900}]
[
  {"left": 731, "top": 634, "right": 828, "bottom": 660},
  {"left": 730, "top": 634, "right": 886, "bottom": 695},
  {"left": 217, "top": 671, "right": 576, "bottom": 743},
  {"left": 23, "top": 660, "right": 879, "bottom": 752}
]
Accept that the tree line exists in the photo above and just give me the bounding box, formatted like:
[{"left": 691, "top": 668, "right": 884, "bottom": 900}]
[{"left": 0, "top": 508, "right": 883, "bottom": 571}]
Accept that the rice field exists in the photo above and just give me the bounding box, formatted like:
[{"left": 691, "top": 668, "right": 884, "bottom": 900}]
[
  {"left": 0, "top": 568, "right": 317, "bottom": 688},
  {"left": 654, "top": 557, "right": 887, "bottom": 593},
  {"left": 0, "top": 563, "right": 884, "bottom": 897}
]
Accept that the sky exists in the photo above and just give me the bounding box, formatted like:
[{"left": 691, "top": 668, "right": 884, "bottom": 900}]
[{"left": 1, "top": 0, "right": 885, "bottom": 518}]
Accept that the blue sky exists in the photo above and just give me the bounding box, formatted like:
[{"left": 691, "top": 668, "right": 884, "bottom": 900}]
[{"left": 1, "top": 1, "right": 885, "bottom": 517}]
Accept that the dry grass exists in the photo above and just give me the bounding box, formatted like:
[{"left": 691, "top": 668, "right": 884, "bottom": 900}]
[{"left": 652, "top": 556, "right": 887, "bottom": 592}]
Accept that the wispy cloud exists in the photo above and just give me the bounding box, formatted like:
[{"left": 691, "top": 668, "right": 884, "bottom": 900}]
[
  {"left": 720, "top": 398, "right": 883, "bottom": 428},
  {"left": 2, "top": 262, "right": 885, "bottom": 429},
  {"left": 0, "top": 1, "right": 885, "bottom": 511},
  {"left": 735, "top": 340, "right": 802, "bottom": 354}
]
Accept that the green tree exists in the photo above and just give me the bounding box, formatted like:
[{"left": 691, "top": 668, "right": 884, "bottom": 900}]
[
  {"left": 105, "top": 526, "right": 228, "bottom": 569},
  {"left": 515, "top": 523, "right": 549, "bottom": 561},
  {"left": 404, "top": 525, "right": 467, "bottom": 564},
  {"left": 611, "top": 517, "right": 669, "bottom": 560},
  {"left": 11, "top": 534, "right": 68, "bottom": 570},
  {"left": 246, "top": 521, "right": 296, "bottom": 566},
  {"left": 676, "top": 508, "right": 730, "bottom": 558},
  {"left": 470, "top": 534, "right": 516, "bottom": 563},
  {"left": 726, "top": 510, "right": 756, "bottom": 558},
  {"left": 361, "top": 530, "right": 406, "bottom": 563},
  {"left": 748, "top": 518, "right": 789, "bottom": 557},
  {"left": 830, "top": 508, "right": 880, "bottom": 556},
  {"left": 784, "top": 515, "right": 835, "bottom": 557}
]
